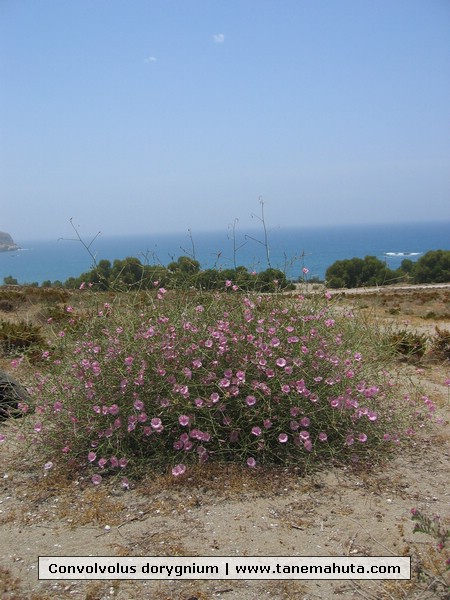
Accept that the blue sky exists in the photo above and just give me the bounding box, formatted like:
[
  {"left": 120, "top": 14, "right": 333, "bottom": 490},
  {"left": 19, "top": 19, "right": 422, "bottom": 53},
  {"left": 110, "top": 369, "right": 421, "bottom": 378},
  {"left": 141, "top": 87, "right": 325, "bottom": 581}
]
[{"left": 1, "top": 0, "right": 449, "bottom": 240}]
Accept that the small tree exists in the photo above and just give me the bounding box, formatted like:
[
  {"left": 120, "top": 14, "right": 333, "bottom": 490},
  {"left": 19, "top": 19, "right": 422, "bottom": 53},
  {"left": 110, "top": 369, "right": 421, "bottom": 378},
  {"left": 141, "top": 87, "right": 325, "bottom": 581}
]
[
  {"left": 3, "top": 275, "right": 18, "bottom": 286},
  {"left": 326, "top": 256, "right": 395, "bottom": 288},
  {"left": 412, "top": 250, "right": 450, "bottom": 284}
]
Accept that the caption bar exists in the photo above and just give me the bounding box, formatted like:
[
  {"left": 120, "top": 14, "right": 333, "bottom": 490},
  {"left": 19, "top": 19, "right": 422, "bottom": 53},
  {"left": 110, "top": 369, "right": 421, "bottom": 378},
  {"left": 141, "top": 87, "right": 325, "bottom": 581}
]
[{"left": 39, "top": 556, "right": 411, "bottom": 580}]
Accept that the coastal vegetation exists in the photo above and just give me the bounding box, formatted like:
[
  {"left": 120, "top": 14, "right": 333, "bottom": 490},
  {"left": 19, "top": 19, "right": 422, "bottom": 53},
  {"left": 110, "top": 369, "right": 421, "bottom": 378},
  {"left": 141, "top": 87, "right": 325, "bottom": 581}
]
[
  {"left": 325, "top": 250, "right": 450, "bottom": 288},
  {"left": 3, "top": 249, "right": 449, "bottom": 291}
]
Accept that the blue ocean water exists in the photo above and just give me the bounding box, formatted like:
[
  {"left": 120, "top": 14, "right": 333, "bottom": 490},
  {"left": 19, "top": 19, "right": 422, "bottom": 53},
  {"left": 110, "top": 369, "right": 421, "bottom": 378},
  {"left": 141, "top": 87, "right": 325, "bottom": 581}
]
[{"left": 1, "top": 221, "right": 449, "bottom": 285}]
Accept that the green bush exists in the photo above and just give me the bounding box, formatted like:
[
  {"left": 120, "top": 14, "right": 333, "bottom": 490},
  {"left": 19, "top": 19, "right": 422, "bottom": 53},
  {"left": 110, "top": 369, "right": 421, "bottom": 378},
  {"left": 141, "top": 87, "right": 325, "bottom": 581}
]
[
  {"left": 412, "top": 250, "right": 450, "bottom": 284},
  {"left": 62, "top": 255, "right": 294, "bottom": 293},
  {"left": 325, "top": 256, "right": 396, "bottom": 288}
]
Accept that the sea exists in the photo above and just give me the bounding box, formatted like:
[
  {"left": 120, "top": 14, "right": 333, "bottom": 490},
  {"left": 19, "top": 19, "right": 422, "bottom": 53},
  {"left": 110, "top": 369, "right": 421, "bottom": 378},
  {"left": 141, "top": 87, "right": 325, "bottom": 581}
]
[{"left": 1, "top": 221, "right": 449, "bottom": 286}]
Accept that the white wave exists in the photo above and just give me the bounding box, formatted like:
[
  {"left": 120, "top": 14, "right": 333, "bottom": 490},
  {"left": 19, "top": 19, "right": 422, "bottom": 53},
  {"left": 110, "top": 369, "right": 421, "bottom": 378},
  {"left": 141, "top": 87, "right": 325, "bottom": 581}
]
[{"left": 384, "top": 252, "right": 422, "bottom": 257}]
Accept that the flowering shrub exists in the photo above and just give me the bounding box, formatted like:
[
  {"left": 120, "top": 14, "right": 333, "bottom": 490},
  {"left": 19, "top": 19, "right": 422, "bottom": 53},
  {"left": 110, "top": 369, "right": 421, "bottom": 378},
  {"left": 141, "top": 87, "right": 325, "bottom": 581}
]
[
  {"left": 15, "top": 288, "right": 436, "bottom": 483},
  {"left": 410, "top": 508, "right": 450, "bottom": 594}
]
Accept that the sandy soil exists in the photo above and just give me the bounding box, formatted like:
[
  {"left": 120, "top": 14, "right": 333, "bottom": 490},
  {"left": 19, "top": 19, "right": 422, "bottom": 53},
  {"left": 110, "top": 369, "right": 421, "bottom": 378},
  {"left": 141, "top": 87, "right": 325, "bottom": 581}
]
[{"left": 0, "top": 287, "right": 449, "bottom": 600}]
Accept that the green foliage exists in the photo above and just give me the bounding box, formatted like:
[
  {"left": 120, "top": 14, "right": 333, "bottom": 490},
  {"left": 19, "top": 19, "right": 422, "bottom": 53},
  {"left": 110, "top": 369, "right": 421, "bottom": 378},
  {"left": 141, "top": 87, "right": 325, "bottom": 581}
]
[
  {"left": 167, "top": 255, "right": 201, "bottom": 274},
  {"left": 3, "top": 275, "right": 18, "bottom": 285},
  {"left": 412, "top": 249, "right": 450, "bottom": 284},
  {"left": 400, "top": 258, "right": 414, "bottom": 273},
  {"left": 61, "top": 255, "right": 294, "bottom": 292},
  {"left": 325, "top": 256, "right": 396, "bottom": 288}
]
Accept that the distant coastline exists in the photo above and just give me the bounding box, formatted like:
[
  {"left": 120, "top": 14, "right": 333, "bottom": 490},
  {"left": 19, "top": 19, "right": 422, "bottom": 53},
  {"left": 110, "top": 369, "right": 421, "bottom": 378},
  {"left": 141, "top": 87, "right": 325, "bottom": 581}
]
[{"left": 0, "top": 231, "right": 20, "bottom": 253}]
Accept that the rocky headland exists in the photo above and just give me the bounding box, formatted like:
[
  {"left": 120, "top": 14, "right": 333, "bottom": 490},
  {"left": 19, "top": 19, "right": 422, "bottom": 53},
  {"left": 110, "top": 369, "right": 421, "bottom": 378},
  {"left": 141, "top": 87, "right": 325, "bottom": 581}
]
[{"left": 0, "top": 231, "right": 20, "bottom": 252}]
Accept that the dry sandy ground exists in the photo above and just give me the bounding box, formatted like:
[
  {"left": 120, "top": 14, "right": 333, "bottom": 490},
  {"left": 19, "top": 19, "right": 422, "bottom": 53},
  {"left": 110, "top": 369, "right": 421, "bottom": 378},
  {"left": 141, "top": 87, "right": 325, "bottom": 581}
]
[{"left": 0, "top": 287, "right": 449, "bottom": 600}]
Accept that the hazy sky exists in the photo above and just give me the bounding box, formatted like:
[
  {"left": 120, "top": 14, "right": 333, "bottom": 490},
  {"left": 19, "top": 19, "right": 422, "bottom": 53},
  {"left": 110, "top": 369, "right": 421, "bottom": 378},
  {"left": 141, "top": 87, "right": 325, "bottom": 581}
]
[{"left": 1, "top": 0, "right": 449, "bottom": 240}]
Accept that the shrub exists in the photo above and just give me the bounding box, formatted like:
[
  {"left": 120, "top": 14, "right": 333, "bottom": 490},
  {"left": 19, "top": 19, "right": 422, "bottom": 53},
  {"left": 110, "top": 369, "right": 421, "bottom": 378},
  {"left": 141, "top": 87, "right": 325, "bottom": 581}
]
[
  {"left": 0, "top": 320, "right": 46, "bottom": 356},
  {"left": 412, "top": 250, "right": 450, "bottom": 284},
  {"left": 325, "top": 256, "right": 396, "bottom": 289},
  {"left": 11, "top": 288, "right": 435, "bottom": 484},
  {"left": 387, "top": 329, "right": 428, "bottom": 361},
  {"left": 430, "top": 327, "right": 450, "bottom": 361},
  {"left": 410, "top": 508, "right": 450, "bottom": 595}
]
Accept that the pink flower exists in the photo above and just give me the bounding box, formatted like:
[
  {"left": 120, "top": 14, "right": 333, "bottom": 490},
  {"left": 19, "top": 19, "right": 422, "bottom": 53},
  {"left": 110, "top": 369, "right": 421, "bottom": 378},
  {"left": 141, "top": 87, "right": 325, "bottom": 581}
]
[
  {"left": 91, "top": 474, "right": 102, "bottom": 485},
  {"left": 118, "top": 457, "right": 128, "bottom": 468},
  {"left": 318, "top": 432, "right": 328, "bottom": 442},
  {"left": 302, "top": 267, "right": 309, "bottom": 274},
  {"left": 278, "top": 433, "right": 288, "bottom": 443},
  {"left": 247, "top": 457, "right": 257, "bottom": 468},
  {"left": 251, "top": 426, "right": 262, "bottom": 436},
  {"left": 172, "top": 463, "right": 186, "bottom": 477},
  {"left": 44, "top": 461, "right": 53, "bottom": 470},
  {"left": 33, "top": 422, "right": 42, "bottom": 433},
  {"left": 358, "top": 433, "right": 368, "bottom": 443},
  {"left": 151, "top": 417, "right": 163, "bottom": 431},
  {"left": 276, "top": 357, "right": 287, "bottom": 368},
  {"left": 245, "top": 395, "right": 256, "bottom": 406},
  {"left": 124, "top": 356, "right": 134, "bottom": 367},
  {"left": 88, "top": 451, "right": 96, "bottom": 462},
  {"left": 178, "top": 415, "right": 190, "bottom": 426}
]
